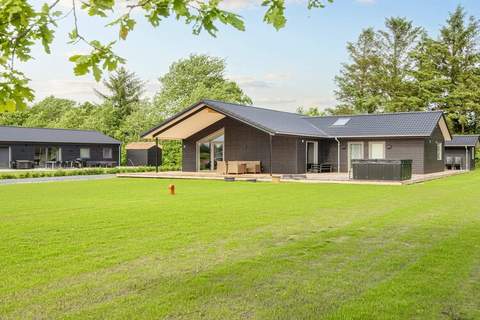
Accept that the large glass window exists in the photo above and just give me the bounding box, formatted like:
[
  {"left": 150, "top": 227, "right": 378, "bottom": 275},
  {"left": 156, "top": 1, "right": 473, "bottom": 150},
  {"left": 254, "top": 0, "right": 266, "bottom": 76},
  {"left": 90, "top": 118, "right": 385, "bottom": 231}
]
[
  {"left": 103, "top": 147, "right": 112, "bottom": 159},
  {"left": 197, "top": 129, "right": 224, "bottom": 171},
  {"left": 34, "top": 146, "right": 61, "bottom": 166},
  {"left": 437, "top": 142, "right": 443, "bottom": 161},
  {"left": 198, "top": 143, "right": 211, "bottom": 170},
  {"left": 369, "top": 141, "right": 385, "bottom": 159},
  {"left": 80, "top": 148, "right": 90, "bottom": 159},
  {"left": 48, "top": 147, "right": 61, "bottom": 161},
  {"left": 34, "top": 147, "right": 47, "bottom": 165}
]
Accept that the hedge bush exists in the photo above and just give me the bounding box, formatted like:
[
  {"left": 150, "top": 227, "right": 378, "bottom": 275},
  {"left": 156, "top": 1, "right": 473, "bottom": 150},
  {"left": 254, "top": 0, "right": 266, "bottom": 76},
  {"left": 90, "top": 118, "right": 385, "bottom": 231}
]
[{"left": 0, "top": 166, "right": 180, "bottom": 180}]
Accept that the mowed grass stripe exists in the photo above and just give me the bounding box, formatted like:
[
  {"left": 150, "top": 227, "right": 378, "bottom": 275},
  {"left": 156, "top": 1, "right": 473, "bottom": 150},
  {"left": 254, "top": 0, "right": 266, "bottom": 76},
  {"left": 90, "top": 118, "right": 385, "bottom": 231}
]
[{"left": 1, "top": 172, "right": 479, "bottom": 319}]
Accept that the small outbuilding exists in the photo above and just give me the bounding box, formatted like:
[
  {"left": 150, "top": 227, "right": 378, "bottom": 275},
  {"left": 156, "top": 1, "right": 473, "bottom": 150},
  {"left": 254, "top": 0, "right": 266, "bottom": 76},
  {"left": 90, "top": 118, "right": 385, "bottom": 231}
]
[
  {"left": 445, "top": 135, "right": 479, "bottom": 171},
  {"left": 126, "top": 142, "right": 161, "bottom": 167}
]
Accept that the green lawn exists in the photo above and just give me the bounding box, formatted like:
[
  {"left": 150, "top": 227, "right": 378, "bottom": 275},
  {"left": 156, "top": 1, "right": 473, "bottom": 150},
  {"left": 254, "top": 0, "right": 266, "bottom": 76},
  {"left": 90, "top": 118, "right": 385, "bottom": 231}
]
[{"left": 1, "top": 172, "right": 480, "bottom": 319}]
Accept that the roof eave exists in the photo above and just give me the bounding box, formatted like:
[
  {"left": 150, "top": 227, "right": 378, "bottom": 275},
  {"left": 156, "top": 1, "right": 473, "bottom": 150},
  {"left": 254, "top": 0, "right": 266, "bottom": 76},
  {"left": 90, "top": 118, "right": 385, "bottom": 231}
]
[
  {"left": 326, "top": 134, "right": 430, "bottom": 138},
  {"left": 141, "top": 100, "right": 277, "bottom": 139}
]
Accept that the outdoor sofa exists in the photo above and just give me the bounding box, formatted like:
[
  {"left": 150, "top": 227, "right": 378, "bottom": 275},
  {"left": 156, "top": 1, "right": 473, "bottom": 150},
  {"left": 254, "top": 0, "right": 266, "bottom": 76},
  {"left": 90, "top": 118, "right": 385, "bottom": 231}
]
[{"left": 216, "top": 161, "right": 262, "bottom": 175}]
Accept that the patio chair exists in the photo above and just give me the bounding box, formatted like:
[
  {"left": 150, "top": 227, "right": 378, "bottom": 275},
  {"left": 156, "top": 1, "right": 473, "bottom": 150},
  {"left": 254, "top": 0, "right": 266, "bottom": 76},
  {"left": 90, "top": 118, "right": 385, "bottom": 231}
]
[
  {"left": 245, "top": 161, "right": 261, "bottom": 174},
  {"left": 216, "top": 161, "right": 227, "bottom": 174},
  {"left": 319, "top": 163, "right": 333, "bottom": 173},
  {"left": 308, "top": 164, "right": 320, "bottom": 173},
  {"left": 454, "top": 156, "right": 462, "bottom": 170},
  {"left": 445, "top": 156, "right": 453, "bottom": 170},
  {"left": 227, "top": 161, "right": 246, "bottom": 174}
]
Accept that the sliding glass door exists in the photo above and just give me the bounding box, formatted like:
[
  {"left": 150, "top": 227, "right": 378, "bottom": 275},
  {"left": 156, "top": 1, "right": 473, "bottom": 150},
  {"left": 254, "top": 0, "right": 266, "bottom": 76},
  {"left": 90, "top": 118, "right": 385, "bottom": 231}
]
[
  {"left": 348, "top": 142, "right": 364, "bottom": 172},
  {"left": 197, "top": 129, "right": 224, "bottom": 171},
  {"left": 34, "top": 146, "right": 62, "bottom": 166},
  {"left": 198, "top": 143, "right": 211, "bottom": 171}
]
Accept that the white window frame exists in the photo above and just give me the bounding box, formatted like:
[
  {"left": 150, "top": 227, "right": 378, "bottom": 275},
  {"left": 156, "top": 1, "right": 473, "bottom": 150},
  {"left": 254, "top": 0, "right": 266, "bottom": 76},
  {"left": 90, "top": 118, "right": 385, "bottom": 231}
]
[
  {"left": 80, "top": 147, "right": 91, "bottom": 159},
  {"left": 436, "top": 142, "right": 443, "bottom": 161},
  {"left": 472, "top": 147, "right": 475, "bottom": 160},
  {"left": 368, "top": 141, "right": 386, "bottom": 159},
  {"left": 347, "top": 141, "right": 364, "bottom": 172},
  {"left": 103, "top": 147, "right": 113, "bottom": 159},
  {"left": 8, "top": 146, "right": 12, "bottom": 168},
  {"left": 305, "top": 140, "right": 319, "bottom": 167},
  {"left": 196, "top": 128, "right": 225, "bottom": 171}
]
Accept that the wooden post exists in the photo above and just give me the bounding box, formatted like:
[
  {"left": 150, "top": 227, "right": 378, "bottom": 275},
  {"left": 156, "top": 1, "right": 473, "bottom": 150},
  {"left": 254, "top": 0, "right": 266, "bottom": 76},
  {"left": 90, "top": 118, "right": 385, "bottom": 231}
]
[
  {"left": 155, "top": 137, "right": 159, "bottom": 173},
  {"left": 168, "top": 184, "right": 175, "bottom": 195},
  {"left": 269, "top": 134, "right": 273, "bottom": 176}
]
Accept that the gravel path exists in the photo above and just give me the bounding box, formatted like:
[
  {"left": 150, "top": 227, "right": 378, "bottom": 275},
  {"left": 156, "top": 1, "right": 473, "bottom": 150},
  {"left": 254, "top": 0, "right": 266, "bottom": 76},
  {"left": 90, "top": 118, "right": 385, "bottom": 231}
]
[{"left": 0, "top": 174, "right": 115, "bottom": 185}]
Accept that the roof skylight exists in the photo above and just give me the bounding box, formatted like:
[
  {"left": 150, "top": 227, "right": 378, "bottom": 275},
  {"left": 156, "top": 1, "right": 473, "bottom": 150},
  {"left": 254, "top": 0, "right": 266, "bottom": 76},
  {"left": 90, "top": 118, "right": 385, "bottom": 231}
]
[{"left": 332, "top": 118, "right": 351, "bottom": 126}]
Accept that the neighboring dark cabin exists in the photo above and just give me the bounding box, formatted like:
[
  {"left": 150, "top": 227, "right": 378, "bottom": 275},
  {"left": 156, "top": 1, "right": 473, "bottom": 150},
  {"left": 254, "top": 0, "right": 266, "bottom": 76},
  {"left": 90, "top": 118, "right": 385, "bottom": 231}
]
[
  {"left": 445, "top": 135, "right": 479, "bottom": 171},
  {"left": 0, "top": 126, "right": 121, "bottom": 169},
  {"left": 126, "top": 142, "right": 161, "bottom": 167}
]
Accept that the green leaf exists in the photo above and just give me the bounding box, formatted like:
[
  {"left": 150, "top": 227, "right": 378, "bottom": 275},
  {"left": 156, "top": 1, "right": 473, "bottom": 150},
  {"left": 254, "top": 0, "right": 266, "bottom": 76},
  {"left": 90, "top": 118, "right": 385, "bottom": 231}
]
[{"left": 92, "top": 64, "right": 102, "bottom": 81}]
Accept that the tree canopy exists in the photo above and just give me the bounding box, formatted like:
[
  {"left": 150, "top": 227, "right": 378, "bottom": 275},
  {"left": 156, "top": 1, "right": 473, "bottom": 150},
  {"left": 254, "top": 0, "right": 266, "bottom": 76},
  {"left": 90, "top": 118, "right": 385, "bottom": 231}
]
[
  {"left": 0, "top": 0, "right": 333, "bottom": 112},
  {"left": 154, "top": 54, "right": 251, "bottom": 117},
  {"left": 95, "top": 67, "right": 146, "bottom": 122},
  {"left": 334, "top": 6, "right": 480, "bottom": 134}
]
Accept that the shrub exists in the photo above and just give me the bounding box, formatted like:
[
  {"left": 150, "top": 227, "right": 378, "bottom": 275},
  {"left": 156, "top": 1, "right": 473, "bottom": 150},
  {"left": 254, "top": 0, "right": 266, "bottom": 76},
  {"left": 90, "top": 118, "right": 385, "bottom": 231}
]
[{"left": 0, "top": 165, "right": 180, "bottom": 180}]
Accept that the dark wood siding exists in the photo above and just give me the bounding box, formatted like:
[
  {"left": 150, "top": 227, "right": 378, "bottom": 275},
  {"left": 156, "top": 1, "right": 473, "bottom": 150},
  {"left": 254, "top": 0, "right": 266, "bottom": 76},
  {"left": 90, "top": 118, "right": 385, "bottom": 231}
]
[
  {"left": 423, "top": 125, "right": 445, "bottom": 173},
  {"left": 332, "top": 138, "right": 425, "bottom": 174},
  {"left": 180, "top": 117, "right": 447, "bottom": 175},
  {"left": 386, "top": 138, "right": 425, "bottom": 174},
  {"left": 182, "top": 118, "right": 307, "bottom": 174},
  {"left": 271, "top": 135, "right": 298, "bottom": 174},
  {"left": 5, "top": 142, "right": 120, "bottom": 165},
  {"left": 127, "top": 148, "right": 161, "bottom": 166}
]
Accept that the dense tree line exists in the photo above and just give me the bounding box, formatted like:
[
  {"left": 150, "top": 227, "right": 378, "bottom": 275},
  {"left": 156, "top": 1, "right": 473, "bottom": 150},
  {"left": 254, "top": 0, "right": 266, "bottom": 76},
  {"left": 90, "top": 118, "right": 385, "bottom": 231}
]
[
  {"left": 0, "top": 54, "right": 250, "bottom": 167},
  {"left": 332, "top": 6, "right": 480, "bottom": 134}
]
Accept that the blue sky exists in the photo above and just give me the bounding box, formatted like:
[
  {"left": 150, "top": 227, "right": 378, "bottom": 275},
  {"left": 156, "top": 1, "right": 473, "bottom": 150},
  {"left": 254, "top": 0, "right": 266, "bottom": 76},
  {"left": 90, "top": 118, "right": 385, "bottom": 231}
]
[{"left": 26, "top": 0, "right": 480, "bottom": 112}]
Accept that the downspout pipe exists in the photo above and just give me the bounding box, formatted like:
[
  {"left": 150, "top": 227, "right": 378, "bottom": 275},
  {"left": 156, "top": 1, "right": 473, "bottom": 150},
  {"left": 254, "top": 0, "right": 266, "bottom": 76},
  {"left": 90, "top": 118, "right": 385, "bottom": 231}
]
[
  {"left": 118, "top": 145, "right": 121, "bottom": 167},
  {"left": 465, "top": 145, "right": 469, "bottom": 171},
  {"left": 334, "top": 137, "right": 340, "bottom": 173},
  {"left": 269, "top": 134, "right": 273, "bottom": 176},
  {"left": 155, "top": 138, "right": 159, "bottom": 173}
]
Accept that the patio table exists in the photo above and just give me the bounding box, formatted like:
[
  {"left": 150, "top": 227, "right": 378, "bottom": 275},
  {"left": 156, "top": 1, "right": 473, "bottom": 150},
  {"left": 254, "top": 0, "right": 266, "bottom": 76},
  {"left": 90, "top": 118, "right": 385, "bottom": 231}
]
[
  {"left": 16, "top": 160, "right": 34, "bottom": 169},
  {"left": 45, "top": 161, "right": 57, "bottom": 169}
]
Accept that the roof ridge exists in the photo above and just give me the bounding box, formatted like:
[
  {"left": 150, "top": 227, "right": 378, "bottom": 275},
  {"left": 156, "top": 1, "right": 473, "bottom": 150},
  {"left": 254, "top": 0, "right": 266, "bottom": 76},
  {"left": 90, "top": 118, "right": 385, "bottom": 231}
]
[
  {"left": 202, "top": 99, "right": 303, "bottom": 116},
  {"left": 0, "top": 125, "right": 101, "bottom": 133},
  {"left": 304, "top": 110, "right": 444, "bottom": 119},
  {"left": 204, "top": 99, "right": 327, "bottom": 137},
  {"left": 300, "top": 118, "right": 328, "bottom": 136}
]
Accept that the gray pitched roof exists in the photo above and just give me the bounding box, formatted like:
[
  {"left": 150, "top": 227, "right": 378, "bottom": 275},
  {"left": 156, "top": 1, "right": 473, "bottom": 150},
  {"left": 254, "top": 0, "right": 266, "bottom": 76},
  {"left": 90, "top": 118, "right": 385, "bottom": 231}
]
[
  {"left": 202, "top": 100, "right": 326, "bottom": 137},
  {"left": 142, "top": 99, "right": 449, "bottom": 139},
  {"left": 202, "top": 101, "right": 446, "bottom": 138},
  {"left": 304, "top": 111, "right": 445, "bottom": 137},
  {"left": 445, "top": 135, "right": 479, "bottom": 147},
  {"left": 0, "top": 126, "right": 121, "bottom": 144}
]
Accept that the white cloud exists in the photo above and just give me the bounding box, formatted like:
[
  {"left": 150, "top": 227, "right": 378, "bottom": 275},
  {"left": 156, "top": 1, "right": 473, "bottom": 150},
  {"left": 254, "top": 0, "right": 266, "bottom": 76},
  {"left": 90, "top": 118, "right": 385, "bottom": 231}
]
[
  {"left": 264, "top": 72, "right": 292, "bottom": 81},
  {"left": 355, "top": 0, "right": 376, "bottom": 4},
  {"left": 219, "top": 0, "right": 260, "bottom": 10},
  {"left": 228, "top": 71, "right": 293, "bottom": 89},
  {"left": 30, "top": 77, "right": 159, "bottom": 103},
  {"left": 218, "top": 0, "right": 309, "bottom": 11}
]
